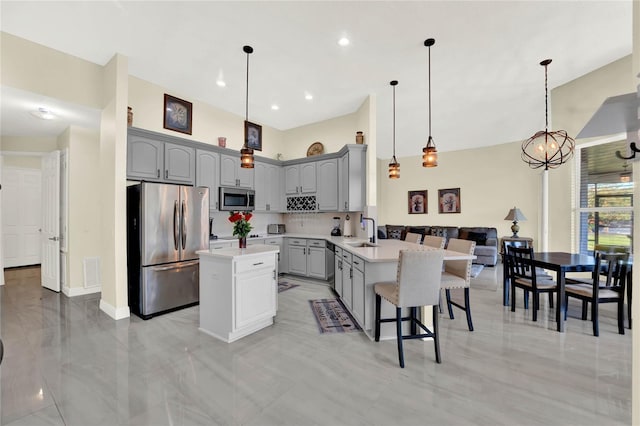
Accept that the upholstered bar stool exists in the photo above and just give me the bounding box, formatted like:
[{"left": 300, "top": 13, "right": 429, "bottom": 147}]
[
  {"left": 440, "top": 238, "right": 476, "bottom": 331},
  {"left": 374, "top": 249, "right": 445, "bottom": 367},
  {"left": 404, "top": 232, "right": 423, "bottom": 244},
  {"left": 423, "top": 235, "right": 445, "bottom": 249}
]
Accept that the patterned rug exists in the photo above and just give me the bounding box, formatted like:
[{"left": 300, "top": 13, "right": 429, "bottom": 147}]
[
  {"left": 278, "top": 280, "right": 300, "bottom": 293},
  {"left": 308, "top": 299, "right": 361, "bottom": 334}
]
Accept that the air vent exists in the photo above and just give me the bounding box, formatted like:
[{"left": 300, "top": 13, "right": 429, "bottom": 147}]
[{"left": 83, "top": 257, "right": 101, "bottom": 288}]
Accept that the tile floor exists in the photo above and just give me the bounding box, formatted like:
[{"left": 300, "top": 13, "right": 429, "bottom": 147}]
[{"left": 0, "top": 265, "right": 632, "bottom": 425}]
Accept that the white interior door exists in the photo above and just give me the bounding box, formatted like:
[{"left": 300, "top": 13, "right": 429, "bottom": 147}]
[
  {"left": 41, "top": 151, "right": 60, "bottom": 292},
  {"left": 1, "top": 167, "right": 42, "bottom": 267}
]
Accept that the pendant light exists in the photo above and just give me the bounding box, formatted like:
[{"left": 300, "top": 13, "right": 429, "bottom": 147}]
[
  {"left": 521, "top": 59, "right": 575, "bottom": 170},
  {"left": 240, "top": 45, "right": 255, "bottom": 169},
  {"left": 388, "top": 80, "right": 400, "bottom": 179},
  {"left": 422, "top": 38, "right": 438, "bottom": 168}
]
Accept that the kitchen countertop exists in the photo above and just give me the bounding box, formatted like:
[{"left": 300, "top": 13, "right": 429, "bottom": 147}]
[
  {"left": 210, "top": 233, "right": 475, "bottom": 263},
  {"left": 197, "top": 245, "right": 279, "bottom": 259}
]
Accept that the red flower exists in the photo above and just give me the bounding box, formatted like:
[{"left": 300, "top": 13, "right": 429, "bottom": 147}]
[
  {"left": 244, "top": 213, "right": 253, "bottom": 222},
  {"left": 228, "top": 212, "right": 242, "bottom": 223}
]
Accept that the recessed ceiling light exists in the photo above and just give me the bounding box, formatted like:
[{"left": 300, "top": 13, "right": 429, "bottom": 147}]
[
  {"left": 216, "top": 80, "right": 226, "bottom": 87},
  {"left": 338, "top": 37, "right": 350, "bottom": 46},
  {"left": 30, "top": 107, "right": 55, "bottom": 120},
  {"left": 305, "top": 92, "right": 313, "bottom": 100},
  {"left": 271, "top": 104, "right": 279, "bottom": 111}
]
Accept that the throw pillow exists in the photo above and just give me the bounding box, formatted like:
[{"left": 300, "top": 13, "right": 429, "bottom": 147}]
[{"left": 467, "top": 231, "right": 487, "bottom": 246}]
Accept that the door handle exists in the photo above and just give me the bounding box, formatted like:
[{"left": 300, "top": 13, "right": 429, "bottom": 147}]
[
  {"left": 48, "top": 236, "right": 59, "bottom": 241},
  {"left": 157, "top": 169, "right": 160, "bottom": 178},
  {"left": 181, "top": 200, "right": 186, "bottom": 249},
  {"left": 173, "top": 201, "right": 179, "bottom": 250}
]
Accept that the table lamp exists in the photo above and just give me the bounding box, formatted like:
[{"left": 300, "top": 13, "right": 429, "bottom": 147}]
[{"left": 504, "top": 207, "right": 527, "bottom": 237}]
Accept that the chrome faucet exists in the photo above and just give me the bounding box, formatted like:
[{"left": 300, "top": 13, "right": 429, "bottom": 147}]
[{"left": 360, "top": 215, "right": 376, "bottom": 243}]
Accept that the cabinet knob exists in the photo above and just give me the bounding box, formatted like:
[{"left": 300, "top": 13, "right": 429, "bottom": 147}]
[{"left": 157, "top": 169, "right": 160, "bottom": 178}]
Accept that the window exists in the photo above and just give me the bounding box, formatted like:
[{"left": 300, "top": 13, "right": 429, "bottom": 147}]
[{"left": 576, "top": 139, "right": 633, "bottom": 255}]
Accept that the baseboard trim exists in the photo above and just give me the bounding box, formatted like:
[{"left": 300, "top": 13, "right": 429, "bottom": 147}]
[
  {"left": 63, "top": 285, "right": 101, "bottom": 297},
  {"left": 99, "top": 298, "right": 130, "bottom": 320}
]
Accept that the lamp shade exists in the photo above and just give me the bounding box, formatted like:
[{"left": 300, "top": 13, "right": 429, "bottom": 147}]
[{"left": 504, "top": 207, "right": 527, "bottom": 222}]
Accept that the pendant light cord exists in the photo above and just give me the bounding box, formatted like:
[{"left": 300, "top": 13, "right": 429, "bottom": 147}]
[
  {"left": 392, "top": 83, "right": 396, "bottom": 158},
  {"left": 245, "top": 50, "right": 250, "bottom": 122},
  {"left": 428, "top": 44, "right": 432, "bottom": 137},
  {"left": 544, "top": 62, "right": 548, "bottom": 132}
]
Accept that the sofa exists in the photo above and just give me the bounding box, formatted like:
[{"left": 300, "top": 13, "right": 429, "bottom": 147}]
[{"left": 379, "top": 225, "right": 498, "bottom": 266}]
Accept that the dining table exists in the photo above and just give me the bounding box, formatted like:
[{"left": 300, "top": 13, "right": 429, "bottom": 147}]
[{"left": 503, "top": 251, "right": 596, "bottom": 332}]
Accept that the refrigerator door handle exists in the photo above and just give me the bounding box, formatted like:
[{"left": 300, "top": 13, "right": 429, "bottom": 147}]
[
  {"left": 173, "top": 200, "right": 179, "bottom": 251},
  {"left": 181, "top": 200, "right": 187, "bottom": 250}
]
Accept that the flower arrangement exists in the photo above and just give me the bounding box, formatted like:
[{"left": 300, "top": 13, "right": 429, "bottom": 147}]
[{"left": 228, "top": 211, "right": 253, "bottom": 238}]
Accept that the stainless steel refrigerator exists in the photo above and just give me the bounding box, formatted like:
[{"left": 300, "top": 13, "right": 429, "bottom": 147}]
[{"left": 127, "top": 182, "right": 209, "bottom": 319}]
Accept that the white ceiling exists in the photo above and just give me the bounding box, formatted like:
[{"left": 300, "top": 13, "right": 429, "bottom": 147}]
[{"left": 0, "top": 1, "right": 633, "bottom": 159}]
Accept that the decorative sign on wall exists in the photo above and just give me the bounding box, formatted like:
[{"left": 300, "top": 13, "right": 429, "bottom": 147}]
[
  {"left": 408, "top": 190, "right": 427, "bottom": 214},
  {"left": 163, "top": 94, "right": 193, "bottom": 135},
  {"left": 438, "top": 188, "right": 461, "bottom": 214}
]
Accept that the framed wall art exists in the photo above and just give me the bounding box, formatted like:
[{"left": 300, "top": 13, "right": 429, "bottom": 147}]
[
  {"left": 438, "top": 188, "right": 461, "bottom": 213},
  {"left": 408, "top": 190, "right": 427, "bottom": 214},
  {"left": 245, "top": 120, "right": 262, "bottom": 151},
  {"left": 163, "top": 94, "right": 192, "bottom": 135}
]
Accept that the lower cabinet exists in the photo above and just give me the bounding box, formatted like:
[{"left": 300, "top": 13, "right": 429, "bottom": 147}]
[
  {"left": 334, "top": 246, "right": 343, "bottom": 296},
  {"left": 264, "top": 237, "right": 284, "bottom": 272},
  {"left": 351, "top": 256, "right": 365, "bottom": 326},
  {"left": 199, "top": 250, "right": 277, "bottom": 343},
  {"left": 286, "top": 238, "right": 329, "bottom": 280},
  {"left": 341, "top": 251, "right": 353, "bottom": 309}
]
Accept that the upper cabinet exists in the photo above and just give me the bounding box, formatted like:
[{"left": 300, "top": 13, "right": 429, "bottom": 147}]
[
  {"left": 339, "top": 145, "right": 367, "bottom": 212},
  {"left": 127, "top": 133, "right": 195, "bottom": 184},
  {"left": 254, "top": 161, "right": 283, "bottom": 212},
  {"left": 284, "top": 163, "right": 316, "bottom": 195},
  {"left": 316, "top": 159, "right": 338, "bottom": 211},
  {"left": 196, "top": 149, "right": 220, "bottom": 211},
  {"left": 220, "top": 154, "right": 254, "bottom": 189}
]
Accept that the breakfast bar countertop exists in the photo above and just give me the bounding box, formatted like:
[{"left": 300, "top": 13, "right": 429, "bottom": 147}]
[{"left": 197, "top": 245, "right": 279, "bottom": 259}]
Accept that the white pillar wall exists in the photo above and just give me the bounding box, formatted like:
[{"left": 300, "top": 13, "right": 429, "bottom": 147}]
[{"left": 541, "top": 170, "right": 549, "bottom": 252}]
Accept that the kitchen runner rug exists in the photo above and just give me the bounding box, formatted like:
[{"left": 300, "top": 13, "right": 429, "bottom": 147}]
[
  {"left": 278, "top": 280, "right": 300, "bottom": 293},
  {"left": 308, "top": 299, "right": 361, "bottom": 334}
]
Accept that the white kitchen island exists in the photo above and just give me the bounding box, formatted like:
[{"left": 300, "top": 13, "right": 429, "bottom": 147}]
[{"left": 197, "top": 245, "right": 279, "bottom": 343}]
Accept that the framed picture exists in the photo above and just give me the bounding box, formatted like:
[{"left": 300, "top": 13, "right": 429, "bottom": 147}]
[
  {"left": 245, "top": 120, "right": 262, "bottom": 151},
  {"left": 408, "top": 190, "right": 427, "bottom": 214},
  {"left": 438, "top": 188, "right": 461, "bottom": 213},
  {"left": 163, "top": 94, "right": 192, "bottom": 135}
]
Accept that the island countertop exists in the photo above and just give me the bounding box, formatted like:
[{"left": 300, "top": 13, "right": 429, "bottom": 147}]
[{"left": 197, "top": 244, "right": 279, "bottom": 260}]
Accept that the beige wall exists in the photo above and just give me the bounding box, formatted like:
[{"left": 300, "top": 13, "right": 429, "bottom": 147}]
[
  {"left": 281, "top": 111, "right": 359, "bottom": 159},
  {"left": 62, "top": 127, "right": 102, "bottom": 294},
  {"left": 377, "top": 141, "right": 543, "bottom": 246},
  {"left": 0, "top": 32, "right": 104, "bottom": 108},
  {"left": 128, "top": 76, "right": 286, "bottom": 159}
]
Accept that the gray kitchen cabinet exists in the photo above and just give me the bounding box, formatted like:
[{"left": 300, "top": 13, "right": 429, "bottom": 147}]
[
  {"left": 338, "top": 145, "right": 367, "bottom": 212},
  {"left": 285, "top": 238, "right": 329, "bottom": 279},
  {"left": 334, "top": 246, "right": 343, "bottom": 296},
  {"left": 196, "top": 149, "right": 220, "bottom": 211},
  {"left": 351, "top": 255, "right": 365, "bottom": 326},
  {"left": 316, "top": 159, "right": 338, "bottom": 211},
  {"left": 264, "top": 237, "right": 283, "bottom": 272},
  {"left": 284, "top": 163, "right": 316, "bottom": 195},
  {"left": 127, "top": 135, "right": 195, "bottom": 184},
  {"left": 306, "top": 240, "right": 326, "bottom": 280},
  {"left": 287, "top": 239, "right": 307, "bottom": 276},
  {"left": 254, "top": 161, "right": 282, "bottom": 212},
  {"left": 220, "top": 154, "right": 254, "bottom": 189},
  {"left": 341, "top": 250, "right": 353, "bottom": 309}
]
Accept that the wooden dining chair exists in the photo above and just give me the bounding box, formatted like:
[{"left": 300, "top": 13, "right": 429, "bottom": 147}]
[
  {"left": 564, "top": 252, "right": 628, "bottom": 336},
  {"left": 422, "top": 235, "right": 445, "bottom": 249},
  {"left": 507, "top": 246, "right": 558, "bottom": 322},
  {"left": 440, "top": 238, "right": 476, "bottom": 331},
  {"left": 502, "top": 239, "right": 554, "bottom": 307},
  {"left": 374, "top": 249, "right": 445, "bottom": 367},
  {"left": 404, "top": 232, "right": 423, "bottom": 244}
]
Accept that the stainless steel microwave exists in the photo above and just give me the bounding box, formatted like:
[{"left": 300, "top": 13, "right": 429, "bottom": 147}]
[{"left": 219, "top": 187, "right": 255, "bottom": 211}]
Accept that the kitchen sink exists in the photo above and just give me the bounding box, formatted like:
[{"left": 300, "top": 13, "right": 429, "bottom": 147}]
[{"left": 345, "top": 241, "right": 379, "bottom": 248}]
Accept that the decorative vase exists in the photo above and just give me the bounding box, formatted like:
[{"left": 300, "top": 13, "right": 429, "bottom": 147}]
[
  {"left": 356, "top": 131, "right": 364, "bottom": 144},
  {"left": 239, "top": 237, "right": 247, "bottom": 248},
  {"left": 218, "top": 137, "right": 226, "bottom": 147}
]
